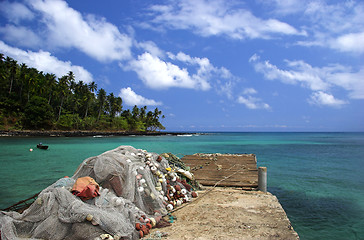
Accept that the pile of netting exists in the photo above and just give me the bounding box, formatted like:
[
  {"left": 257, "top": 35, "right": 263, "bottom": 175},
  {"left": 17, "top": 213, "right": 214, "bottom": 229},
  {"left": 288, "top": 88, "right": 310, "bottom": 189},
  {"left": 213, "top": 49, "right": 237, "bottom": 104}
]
[{"left": 0, "top": 146, "right": 199, "bottom": 240}]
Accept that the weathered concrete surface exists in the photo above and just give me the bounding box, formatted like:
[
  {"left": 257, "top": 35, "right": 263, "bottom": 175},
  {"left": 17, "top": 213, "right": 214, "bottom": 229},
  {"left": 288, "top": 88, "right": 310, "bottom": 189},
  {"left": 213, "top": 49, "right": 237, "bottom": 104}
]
[{"left": 151, "top": 187, "right": 299, "bottom": 240}]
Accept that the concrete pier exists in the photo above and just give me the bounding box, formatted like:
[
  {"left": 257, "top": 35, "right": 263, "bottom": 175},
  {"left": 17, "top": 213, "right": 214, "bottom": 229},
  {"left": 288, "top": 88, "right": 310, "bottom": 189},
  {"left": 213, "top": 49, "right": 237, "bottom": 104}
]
[
  {"left": 150, "top": 187, "right": 299, "bottom": 239},
  {"left": 169, "top": 153, "right": 300, "bottom": 239}
]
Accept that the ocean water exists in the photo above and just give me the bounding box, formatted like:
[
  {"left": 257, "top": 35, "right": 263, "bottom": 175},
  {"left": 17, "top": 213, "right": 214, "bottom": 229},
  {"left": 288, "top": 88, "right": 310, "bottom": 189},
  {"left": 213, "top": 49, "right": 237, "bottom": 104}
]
[{"left": 0, "top": 132, "right": 363, "bottom": 239}]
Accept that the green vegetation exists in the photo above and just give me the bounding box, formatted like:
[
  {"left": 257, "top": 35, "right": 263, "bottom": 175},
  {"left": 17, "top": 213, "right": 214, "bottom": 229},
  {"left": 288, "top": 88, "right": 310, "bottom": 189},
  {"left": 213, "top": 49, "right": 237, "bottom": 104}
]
[{"left": 0, "top": 54, "right": 165, "bottom": 132}]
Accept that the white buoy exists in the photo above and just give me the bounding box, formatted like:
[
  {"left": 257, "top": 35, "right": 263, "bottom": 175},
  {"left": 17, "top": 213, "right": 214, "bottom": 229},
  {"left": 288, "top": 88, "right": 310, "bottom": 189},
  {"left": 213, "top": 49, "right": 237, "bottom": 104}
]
[
  {"left": 114, "top": 198, "right": 122, "bottom": 206},
  {"left": 29, "top": 148, "right": 33, "bottom": 152},
  {"left": 166, "top": 204, "right": 173, "bottom": 211}
]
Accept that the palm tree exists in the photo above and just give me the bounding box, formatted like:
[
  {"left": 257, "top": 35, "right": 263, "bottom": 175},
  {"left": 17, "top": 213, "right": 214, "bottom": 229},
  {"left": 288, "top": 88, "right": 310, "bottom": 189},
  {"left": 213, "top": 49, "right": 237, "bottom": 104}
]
[
  {"left": 57, "top": 74, "right": 71, "bottom": 122},
  {"left": 132, "top": 105, "right": 140, "bottom": 121},
  {"left": 45, "top": 73, "right": 57, "bottom": 104},
  {"left": 83, "top": 81, "right": 97, "bottom": 118},
  {"left": 97, "top": 88, "right": 106, "bottom": 120},
  {"left": 88, "top": 81, "right": 97, "bottom": 93},
  {"left": 5, "top": 57, "right": 17, "bottom": 95}
]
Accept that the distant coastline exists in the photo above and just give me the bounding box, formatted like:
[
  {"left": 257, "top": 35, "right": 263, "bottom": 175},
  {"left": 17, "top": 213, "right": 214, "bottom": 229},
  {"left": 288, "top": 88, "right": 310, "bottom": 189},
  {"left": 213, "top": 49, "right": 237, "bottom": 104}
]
[{"left": 0, "top": 130, "right": 197, "bottom": 137}]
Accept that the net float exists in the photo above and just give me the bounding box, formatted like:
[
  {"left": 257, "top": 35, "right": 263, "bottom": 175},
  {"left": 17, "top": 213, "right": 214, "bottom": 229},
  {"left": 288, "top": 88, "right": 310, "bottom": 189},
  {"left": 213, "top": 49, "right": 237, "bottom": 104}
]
[
  {"left": 150, "top": 217, "right": 156, "bottom": 227},
  {"left": 191, "top": 191, "right": 198, "bottom": 198},
  {"left": 86, "top": 214, "right": 93, "bottom": 221}
]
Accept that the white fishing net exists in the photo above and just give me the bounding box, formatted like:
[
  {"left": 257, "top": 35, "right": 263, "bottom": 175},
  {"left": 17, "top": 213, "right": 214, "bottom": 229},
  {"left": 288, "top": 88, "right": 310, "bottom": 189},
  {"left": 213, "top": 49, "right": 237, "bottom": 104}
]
[{"left": 0, "top": 146, "right": 198, "bottom": 240}]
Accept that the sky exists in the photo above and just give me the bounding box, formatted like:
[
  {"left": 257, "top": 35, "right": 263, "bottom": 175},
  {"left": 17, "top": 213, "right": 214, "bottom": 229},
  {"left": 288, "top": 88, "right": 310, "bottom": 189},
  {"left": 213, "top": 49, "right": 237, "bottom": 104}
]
[{"left": 0, "top": 0, "right": 363, "bottom": 132}]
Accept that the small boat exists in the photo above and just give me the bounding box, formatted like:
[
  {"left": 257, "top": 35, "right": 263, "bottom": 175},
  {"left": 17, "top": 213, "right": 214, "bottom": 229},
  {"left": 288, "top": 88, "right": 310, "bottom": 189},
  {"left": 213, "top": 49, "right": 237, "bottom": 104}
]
[{"left": 37, "top": 143, "right": 48, "bottom": 150}]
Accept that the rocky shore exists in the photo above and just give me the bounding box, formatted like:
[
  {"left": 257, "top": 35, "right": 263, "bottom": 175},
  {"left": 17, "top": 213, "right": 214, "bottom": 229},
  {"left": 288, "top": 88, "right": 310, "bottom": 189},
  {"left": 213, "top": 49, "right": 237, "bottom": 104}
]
[{"left": 0, "top": 130, "right": 197, "bottom": 137}]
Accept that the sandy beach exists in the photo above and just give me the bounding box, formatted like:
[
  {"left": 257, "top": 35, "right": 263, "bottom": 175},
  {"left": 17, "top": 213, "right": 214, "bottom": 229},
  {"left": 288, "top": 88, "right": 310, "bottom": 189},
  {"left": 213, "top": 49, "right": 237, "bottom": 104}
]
[{"left": 150, "top": 187, "right": 299, "bottom": 240}]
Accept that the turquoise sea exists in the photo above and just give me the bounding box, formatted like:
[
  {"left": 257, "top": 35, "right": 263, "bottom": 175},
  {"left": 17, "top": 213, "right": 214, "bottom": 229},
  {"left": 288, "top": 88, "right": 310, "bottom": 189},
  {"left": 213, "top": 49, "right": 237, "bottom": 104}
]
[{"left": 0, "top": 132, "right": 363, "bottom": 239}]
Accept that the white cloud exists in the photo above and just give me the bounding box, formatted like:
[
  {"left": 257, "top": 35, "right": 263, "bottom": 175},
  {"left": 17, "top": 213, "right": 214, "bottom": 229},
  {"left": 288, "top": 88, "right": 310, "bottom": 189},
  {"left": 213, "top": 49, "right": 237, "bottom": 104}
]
[
  {"left": 135, "top": 40, "right": 165, "bottom": 58},
  {"left": 237, "top": 88, "right": 270, "bottom": 110},
  {"left": 250, "top": 55, "right": 329, "bottom": 91},
  {"left": 1, "top": 0, "right": 133, "bottom": 62},
  {"left": 250, "top": 54, "right": 364, "bottom": 100},
  {"left": 296, "top": 1, "right": 364, "bottom": 53},
  {"left": 259, "top": 1, "right": 364, "bottom": 53},
  {"left": 125, "top": 52, "right": 215, "bottom": 90},
  {"left": 169, "top": 51, "right": 232, "bottom": 87},
  {"left": 119, "top": 87, "right": 162, "bottom": 106},
  {"left": 216, "top": 80, "right": 234, "bottom": 100},
  {"left": 308, "top": 91, "right": 348, "bottom": 107},
  {"left": 243, "top": 88, "right": 257, "bottom": 95},
  {"left": 261, "top": 0, "right": 304, "bottom": 15},
  {"left": 126, "top": 53, "right": 200, "bottom": 90},
  {"left": 0, "top": 1, "right": 34, "bottom": 23},
  {"left": 237, "top": 96, "right": 270, "bottom": 110},
  {"left": 331, "top": 32, "right": 364, "bottom": 53},
  {"left": 147, "top": 0, "right": 304, "bottom": 40},
  {"left": 124, "top": 51, "right": 235, "bottom": 92},
  {"left": 0, "top": 25, "right": 41, "bottom": 48},
  {"left": 0, "top": 41, "right": 93, "bottom": 82},
  {"left": 325, "top": 67, "right": 364, "bottom": 100}
]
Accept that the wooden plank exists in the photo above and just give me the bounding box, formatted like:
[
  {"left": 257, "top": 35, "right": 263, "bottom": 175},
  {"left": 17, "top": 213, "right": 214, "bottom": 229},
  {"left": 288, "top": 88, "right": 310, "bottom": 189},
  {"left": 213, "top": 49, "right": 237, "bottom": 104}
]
[
  {"left": 196, "top": 180, "right": 257, "bottom": 188},
  {"left": 188, "top": 164, "right": 257, "bottom": 170},
  {"left": 181, "top": 153, "right": 258, "bottom": 188}
]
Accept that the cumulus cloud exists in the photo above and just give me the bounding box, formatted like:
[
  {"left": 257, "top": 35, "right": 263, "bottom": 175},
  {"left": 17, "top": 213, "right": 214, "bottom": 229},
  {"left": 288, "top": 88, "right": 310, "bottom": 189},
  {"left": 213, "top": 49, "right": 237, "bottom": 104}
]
[
  {"left": 146, "top": 0, "right": 304, "bottom": 39},
  {"left": 119, "top": 87, "right": 162, "bottom": 106},
  {"left": 125, "top": 53, "right": 203, "bottom": 90},
  {"left": 0, "top": 0, "right": 132, "bottom": 62},
  {"left": 0, "top": 41, "right": 93, "bottom": 82},
  {"left": 31, "top": 0, "right": 133, "bottom": 61},
  {"left": 250, "top": 54, "right": 364, "bottom": 100},
  {"left": 125, "top": 50, "right": 233, "bottom": 91},
  {"left": 237, "top": 88, "right": 270, "bottom": 110},
  {"left": 135, "top": 40, "right": 165, "bottom": 58},
  {"left": 308, "top": 91, "right": 348, "bottom": 107}
]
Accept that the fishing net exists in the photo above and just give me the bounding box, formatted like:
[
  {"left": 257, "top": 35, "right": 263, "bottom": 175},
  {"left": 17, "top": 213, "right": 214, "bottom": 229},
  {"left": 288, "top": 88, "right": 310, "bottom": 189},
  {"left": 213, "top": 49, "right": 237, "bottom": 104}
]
[{"left": 0, "top": 146, "right": 199, "bottom": 240}]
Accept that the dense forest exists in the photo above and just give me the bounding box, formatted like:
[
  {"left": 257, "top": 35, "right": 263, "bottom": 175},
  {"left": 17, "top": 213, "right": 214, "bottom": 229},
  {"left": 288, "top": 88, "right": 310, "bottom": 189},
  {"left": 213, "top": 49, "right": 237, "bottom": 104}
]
[{"left": 0, "top": 53, "right": 165, "bottom": 132}]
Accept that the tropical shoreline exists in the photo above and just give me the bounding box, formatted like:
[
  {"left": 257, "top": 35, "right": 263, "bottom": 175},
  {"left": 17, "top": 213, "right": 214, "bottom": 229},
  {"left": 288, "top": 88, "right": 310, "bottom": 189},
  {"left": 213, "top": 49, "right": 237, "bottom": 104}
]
[{"left": 0, "top": 130, "right": 197, "bottom": 137}]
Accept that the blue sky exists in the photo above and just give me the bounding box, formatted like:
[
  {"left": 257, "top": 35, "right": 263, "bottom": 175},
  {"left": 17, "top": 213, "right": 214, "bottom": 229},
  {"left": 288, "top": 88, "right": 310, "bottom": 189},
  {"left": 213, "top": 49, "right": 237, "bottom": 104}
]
[{"left": 0, "top": 0, "right": 363, "bottom": 132}]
